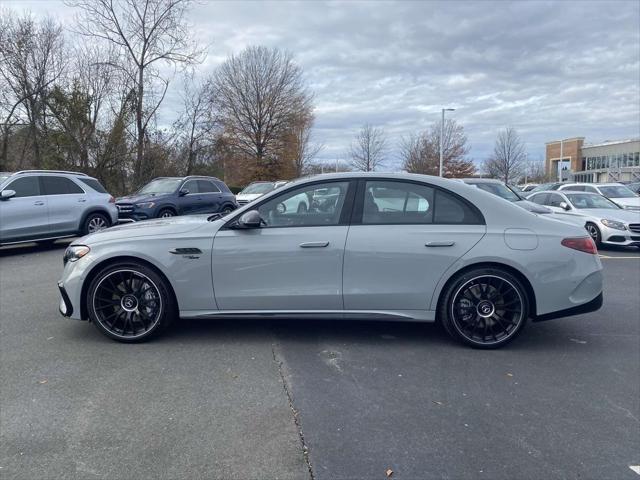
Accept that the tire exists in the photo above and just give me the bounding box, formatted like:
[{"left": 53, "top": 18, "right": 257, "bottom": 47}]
[
  {"left": 158, "top": 208, "right": 176, "bottom": 218},
  {"left": 297, "top": 202, "right": 307, "bottom": 214},
  {"left": 221, "top": 205, "right": 234, "bottom": 214},
  {"left": 438, "top": 267, "right": 529, "bottom": 349},
  {"left": 86, "top": 261, "right": 177, "bottom": 342},
  {"left": 585, "top": 222, "right": 601, "bottom": 247},
  {"left": 83, "top": 212, "right": 110, "bottom": 235}
]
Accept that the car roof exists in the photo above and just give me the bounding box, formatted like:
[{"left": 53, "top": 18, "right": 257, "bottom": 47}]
[{"left": 459, "top": 178, "right": 503, "bottom": 184}]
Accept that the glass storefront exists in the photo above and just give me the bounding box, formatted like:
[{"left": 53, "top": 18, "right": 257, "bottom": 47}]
[{"left": 584, "top": 151, "right": 640, "bottom": 170}]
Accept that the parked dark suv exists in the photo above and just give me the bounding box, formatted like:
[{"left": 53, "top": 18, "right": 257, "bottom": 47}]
[{"left": 116, "top": 176, "right": 237, "bottom": 221}]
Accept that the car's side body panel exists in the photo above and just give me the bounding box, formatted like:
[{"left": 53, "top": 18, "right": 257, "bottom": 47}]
[
  {"left": 212, "top": 225, "right": 349, "bottom": 310},
  {"left": 343, "top": 224, "right": 486, "bottom": 310}
]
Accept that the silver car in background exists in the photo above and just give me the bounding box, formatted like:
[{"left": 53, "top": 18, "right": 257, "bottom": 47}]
[
  {"left": 558, "top": 183, "right": 640, "bottom": 211},
  {"left": 0, "top": 170, "right": 117, "bottom": 245},
  {"left": 528, "top": 190, "right": 640, "bottom": 248},
  {"left": 58, "top": 173, "right": 603, "bottom": 349}
]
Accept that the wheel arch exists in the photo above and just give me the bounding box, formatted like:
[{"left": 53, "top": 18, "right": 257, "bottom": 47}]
[
  {"left": 156, "top": 204, "right": 178, "bottom": 216},
  {"left": 434, "top": 261, "right": 537, "bottom": 320},
  {"left": 80, "top": 255, "right": 179, "bottom": 320}
]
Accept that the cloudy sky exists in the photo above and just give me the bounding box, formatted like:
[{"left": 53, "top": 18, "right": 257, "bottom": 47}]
[{"left": 6, "top": 0, "right": 640, "bottom": 170}]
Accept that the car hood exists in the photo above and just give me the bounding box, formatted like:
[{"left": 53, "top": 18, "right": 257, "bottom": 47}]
[
  {"left": 608, "top": 197, "right": 640, "bottom": 208},
  {"left": 577, "top": 208, "right": 640, "bottom": 223},
  {"left": 75, "top": 215, "right": 212, "bottom": 245},
  {"left": 116, "top": 193, "right": 172, "bottom": 204},
  {"left": 514, "top": 199, "right": 552, "bottom": 214}
]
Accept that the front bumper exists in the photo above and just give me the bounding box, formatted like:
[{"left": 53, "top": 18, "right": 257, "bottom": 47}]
[
  {"left": 601, "top": 227, "right": 640, "bottom": 247},
  {"left": 58, "top": 281, "right": 73, "bottom": 317}
]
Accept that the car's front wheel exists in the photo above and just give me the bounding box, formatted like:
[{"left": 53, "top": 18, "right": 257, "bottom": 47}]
[
  {"left": 86, "top": 262, "right": 177, "bottom": 342},
  {"left": 585, "top": 222, "right": 601, "bottom": 247},
  {"left": 438, "top": 267, "right": 529, "bottom": 349}
]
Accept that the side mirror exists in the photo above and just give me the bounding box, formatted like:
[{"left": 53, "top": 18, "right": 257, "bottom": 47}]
[
  {"left": 179, "top": 189, "right": 189, "bottom": 196},
  {"left": 237, "top": 210, "right": 264, "bottom": 228},
  {"left": 559, "top": 201, "right": 571, "bottom": 211},
  {"left": 0, "top": 189, "right": 16, "bottom": 200}
]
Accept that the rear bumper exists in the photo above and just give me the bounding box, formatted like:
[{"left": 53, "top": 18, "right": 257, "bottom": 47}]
[{"left": 533, "top": 292, "right": 603, "bottom": 322}]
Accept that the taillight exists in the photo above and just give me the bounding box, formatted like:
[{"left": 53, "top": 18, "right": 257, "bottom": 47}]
[
  {"left": 108, "top": 196, "right": 115, "bottom": 203},
  {"left": 561, "top": 237, "right": 598, "bottom": 255}
]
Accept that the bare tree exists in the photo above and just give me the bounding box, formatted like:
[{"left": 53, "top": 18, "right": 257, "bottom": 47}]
[
  {"left": 213, "top": 46, "right": 313, "bottom": 180},
  {"left": 0, "top": 12, "right": 66, "bottom": 169},
  {"left": 349, "top": 123, "right": 386, "bottom": 172},
  {"left": 69, "top": 0, "right": 203, "bottom": 187},
  {"left": 484, "top": 127, "right": 527, "bottom": 184},
  {"left": 172, "top": 74, "right": 218, "bottom": 175},
  {"left": 400, "top": 119, "right": 474, "bottom": 177},
  {"left": 287, "top": 110, "right": 323, "bottom": 177}
]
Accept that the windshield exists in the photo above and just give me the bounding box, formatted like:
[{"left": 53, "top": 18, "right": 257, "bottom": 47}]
[
  {"left": 0, "top": 172, "right": 12, "bottom": 184},
  {"left": 566, "top": 193, "right": 621, "bottom": 210},
  {"left": 472, "top": 182, "right": 521, "bottom": 202},
  {"left": 137, "top": 178, "right": 182, "bottom": 195},
  {"left": 598, "top": 185, "right": 637, "bottom": 198},
  {"left": 240, "top": 182, "right": 276, "bottom": 195}
]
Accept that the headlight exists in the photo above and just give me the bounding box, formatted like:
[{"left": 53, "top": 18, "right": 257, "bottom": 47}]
[
  {"left": 63, "top": 245, "right": 91, "bottom": 265},
  {"left": 600, "top": 219, "right": 626, "bottom": 231},
  {"left": 135, "top": 201, "right": 155, "bottom": 209}
]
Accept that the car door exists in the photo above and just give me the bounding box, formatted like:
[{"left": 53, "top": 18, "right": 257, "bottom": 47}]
[
  {"left": 212, "top": 180, "right": 354, "bottom": 310},
  {"left": 0, "top": 176, "right": 49, "bottom": 242},
  {"left": 343, "top": 180, "right": 486, "bottom": 311},
  {"left": 197, "top": 179, "right": 222, "bottom": 212},
  {"left": 178, "top": 179, "right": 203, "bottom": 214},
  {"left": 40, "top": 176, "right": 87, "bottom": 234}
]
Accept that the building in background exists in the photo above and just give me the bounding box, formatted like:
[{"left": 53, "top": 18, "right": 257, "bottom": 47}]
[{"left": 545, "top": 137, "right": 640, "bottom": 183}]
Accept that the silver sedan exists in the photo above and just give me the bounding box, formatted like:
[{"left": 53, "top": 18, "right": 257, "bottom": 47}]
[
  {"left": 527, "top": 190, "right": 640, "bottom": 248},
  {"left": 58, "top": 173, "right": 603, "bottom": 349}
]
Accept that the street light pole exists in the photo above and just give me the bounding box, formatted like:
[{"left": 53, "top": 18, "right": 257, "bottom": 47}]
[{"left": 439, "top": 108, "right": 455, "bottom": 177}]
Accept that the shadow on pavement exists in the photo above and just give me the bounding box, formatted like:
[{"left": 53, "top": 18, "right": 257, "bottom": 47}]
[{"left": 0, "top": 238, "right": 73, "bottom": 257}]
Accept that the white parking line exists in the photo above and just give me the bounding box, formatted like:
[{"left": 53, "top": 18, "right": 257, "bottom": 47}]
[
  {"left": 599, "top": 255, "right": 640, "bottom": 259},
  {"left": 629, "top": 465, "right": 640, "bottom": 475}
]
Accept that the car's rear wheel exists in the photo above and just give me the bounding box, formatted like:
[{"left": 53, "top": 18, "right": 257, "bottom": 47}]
[
  {"left": 83, "top": 213, "right": 110, "bottom": 235},
  {"left": 221, "top": 205, "right": 234, "bottom": 214},
  {"left": 585, "top": 222, "right": 601, "bottom": 247},
  {"left": 86, "top": 262, "right": 177, "bottom": 342},
  {"left": 439, "top": 267, "right": 529, "bottom": 349},
  {"left": 158, "top": 208, "right": 176, "bottom": 218}
]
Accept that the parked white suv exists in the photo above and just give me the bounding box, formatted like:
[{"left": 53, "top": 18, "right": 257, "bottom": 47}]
[
  {"left": 558, "top": 183, "right": 640, "bottom": 210},
  {"left": 0, "top": 170, "right": 118, "bottom": 245}
]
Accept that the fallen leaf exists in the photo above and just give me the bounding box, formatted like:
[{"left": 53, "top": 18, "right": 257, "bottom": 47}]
[
  {"left": 385, "top": 468, "right": 393, "bottom": 477},
  {"left": 506, "top": 373, "right": 514, "bottom": 377},
  {"left": 432, "top": 400, "right": 443, "bottom": 406},
  {"left": 38, "top": 379, "right": 48, "bottom": 384}
]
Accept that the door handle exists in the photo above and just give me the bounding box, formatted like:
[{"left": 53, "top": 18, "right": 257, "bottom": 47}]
[
  {"left": 299, "top": 241, "right": 329, "bottom": 248},
  {"left": 34, "top": 201, "right": 45, "bottom": 206},
  {"left": 425, "top": 241, "right": 455, "bottom": 247}
]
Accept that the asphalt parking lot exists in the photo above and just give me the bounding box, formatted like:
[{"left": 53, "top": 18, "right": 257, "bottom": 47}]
[{"left": 1, "top": 241, "right": 639, "bottom": 480}]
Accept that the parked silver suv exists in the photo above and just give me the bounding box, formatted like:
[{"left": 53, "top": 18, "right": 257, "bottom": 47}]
[{"left": 0, "top": 170, "right": 118, "bottom": 245}]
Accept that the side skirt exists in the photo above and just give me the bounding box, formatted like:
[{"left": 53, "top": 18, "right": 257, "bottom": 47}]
[{"left": 179, "top": 309, "right": 436, "bottom": 322}]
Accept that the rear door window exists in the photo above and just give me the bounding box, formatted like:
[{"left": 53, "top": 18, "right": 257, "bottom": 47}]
[
  {"left": 197, "top": 180, "right": 221, "bottom": 193},
  {"left": 6, "top": 176, "right": 41, "bottom": 197},
  {"left": 41, "top": 176, "right": 85, "bottom": 195}
]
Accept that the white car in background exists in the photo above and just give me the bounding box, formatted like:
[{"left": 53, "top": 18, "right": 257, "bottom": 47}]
[
  {"left": 235, "top": 181, "right": 288, "bottom": 206},
  {"left": 558, "top": 183, "right": 640, "bottom": 211},
  {"left": 528, "top": 190, "right": 640, "bottom": 248}
]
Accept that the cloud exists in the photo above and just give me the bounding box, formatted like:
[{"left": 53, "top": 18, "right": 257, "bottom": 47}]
[{"left": 5, "top": 0, "right": 640, "bottom": 169}]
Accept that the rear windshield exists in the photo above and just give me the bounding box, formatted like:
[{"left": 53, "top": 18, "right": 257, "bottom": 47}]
[
  {"left": 78, "top": 177, "right": 107, "bottom": 193},
  {"left": 240, "top": 182, "right": 276, "bottom": 194},
  {"left": 471, "top": 182, "right": 521, "bottom": 202}
]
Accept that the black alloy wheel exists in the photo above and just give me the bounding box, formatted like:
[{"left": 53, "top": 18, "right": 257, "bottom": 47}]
[
  {"left": 440, "top": 268, "right": 529, "bottom": 348},
  {"left": 87, "top": 263, "right": 176, "bottom": 342}
]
